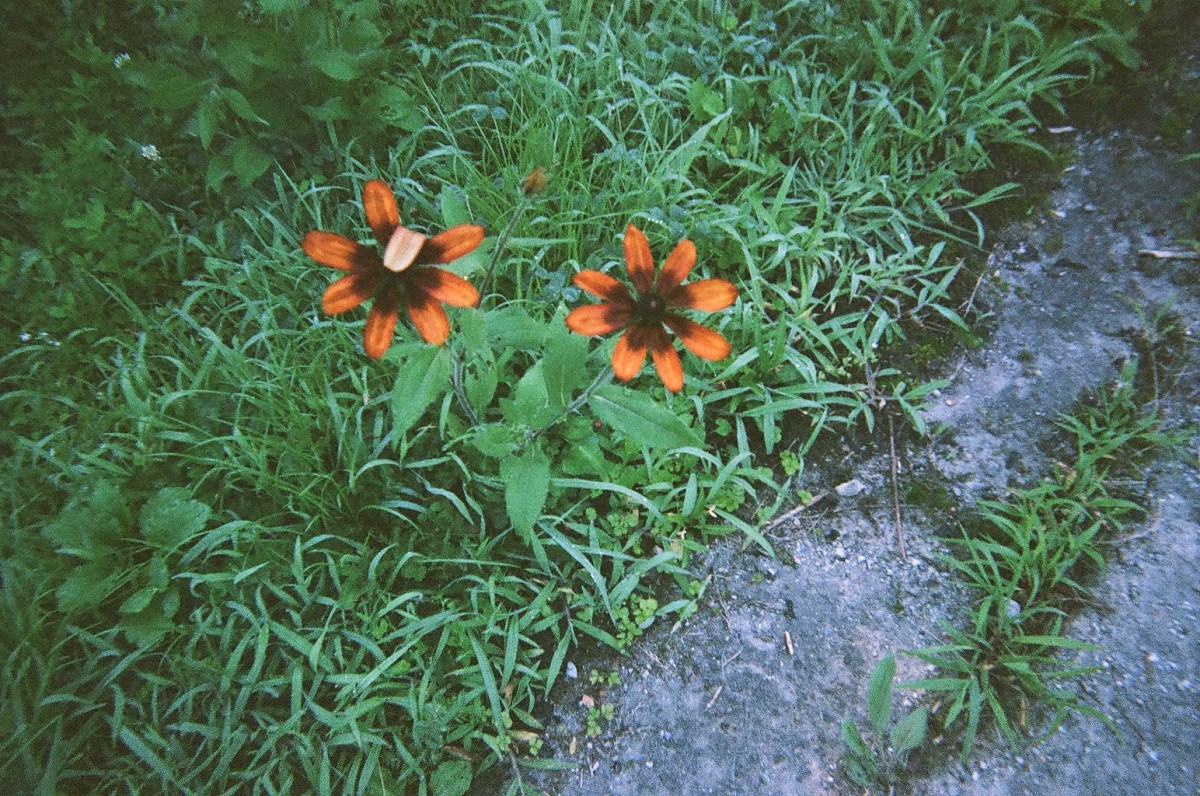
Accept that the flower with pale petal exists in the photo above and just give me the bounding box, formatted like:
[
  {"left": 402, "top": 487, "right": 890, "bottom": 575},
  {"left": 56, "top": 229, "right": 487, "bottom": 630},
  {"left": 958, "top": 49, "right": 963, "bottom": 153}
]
[
  {"left": 565, "top": 224, "right": 737, "bottom": 392},
  {"left": 302, "top": 180, "right": 483, "bottom": 359}
]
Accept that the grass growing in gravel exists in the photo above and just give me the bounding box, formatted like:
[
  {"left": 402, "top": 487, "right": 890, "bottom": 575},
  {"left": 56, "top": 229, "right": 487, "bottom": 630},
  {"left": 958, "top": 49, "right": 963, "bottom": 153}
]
[
  {"left": 908, "top": 357, "right": 1193, "bottom": 759},
  {"left": 1, "top": 1, "right": 1156, "bottom": 793}
]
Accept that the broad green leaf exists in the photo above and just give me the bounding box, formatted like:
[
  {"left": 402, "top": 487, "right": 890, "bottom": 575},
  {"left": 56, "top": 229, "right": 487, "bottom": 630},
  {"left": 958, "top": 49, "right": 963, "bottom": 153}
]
[
  {"left": 687, "top": 79, "right": 725, "bottom": 118},
  {"left": 542, "top": 326, "right": 589, "bottom": 410},
  {"left": 42, "top": 480, "right": 130, "bottom": 559},
  {"left": 430, "top": 759, "right": 472, "bottom": 796},
  {"left": 231, "top": 138, "right": 274, "bottom": 185},
  {"left": 119, "top": 585, "right": 159, "bottom": 615},
  {"left": 140, "top": 487, "right": 211, "bottom": 549},
  {"left": 390, "top": 346, "right": 451, "bottom": 436},
  {"left": 56, "top": 563, "right": 121, "bottom": 612},
  {"left": 588, "top": 385, "right": 703, "bottom": 450},
  {"left": 507, "top": 361, "right": 553, "bottom": 425},
  {"left": 120, "top": 603, "right": 174, "bottom": 647},
  {"left": 311, "top": 49, "right": 362, "bottom": 81},
  {"left": 470, "top": 424, "right": 518, "bottom": 458},
  {"left": 439, "top": 185, "right": 471, "bottom": 228},
  {"left": 867, "top": 654, "right": 895, "bottom": 736},
  {"left": 890, "top": 706, "right": 928, "bottom": 754},
  {"left": 501, "top": 449, "right": 550, "bottom": 535}
]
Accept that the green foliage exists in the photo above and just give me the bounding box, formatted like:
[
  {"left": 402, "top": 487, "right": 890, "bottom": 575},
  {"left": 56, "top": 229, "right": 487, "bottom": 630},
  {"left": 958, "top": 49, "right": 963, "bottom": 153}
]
[
  {"left": 0, "top": 0, "right": 1167, "bottom": 793},
  {"left": 841, "top": 654, "right": 929, "bottom": 790},
  {"left": 905, "top": 358, "right": 1192, "bottom": 758}
]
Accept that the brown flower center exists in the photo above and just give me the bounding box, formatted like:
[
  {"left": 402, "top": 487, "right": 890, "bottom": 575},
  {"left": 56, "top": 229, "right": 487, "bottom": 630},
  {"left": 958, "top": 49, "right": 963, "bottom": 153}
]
[{"left": 634, "top": 292, "right": 666, "bottom": 325}]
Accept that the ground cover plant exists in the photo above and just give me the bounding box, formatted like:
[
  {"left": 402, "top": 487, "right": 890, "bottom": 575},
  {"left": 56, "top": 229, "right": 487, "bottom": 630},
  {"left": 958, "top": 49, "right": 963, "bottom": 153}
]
[
  {"left": 0, "top": 1, "right": 1159, "bottom": 793},
  {"left": 842, "top": 353, "right": 1194, "bottom": 790}
]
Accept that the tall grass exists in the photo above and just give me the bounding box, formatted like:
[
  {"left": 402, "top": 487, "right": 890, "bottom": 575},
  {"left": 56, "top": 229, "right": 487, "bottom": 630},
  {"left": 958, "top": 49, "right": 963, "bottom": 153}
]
[{"left": 1, "top": 0, "right": 1147, "bottom": 792}]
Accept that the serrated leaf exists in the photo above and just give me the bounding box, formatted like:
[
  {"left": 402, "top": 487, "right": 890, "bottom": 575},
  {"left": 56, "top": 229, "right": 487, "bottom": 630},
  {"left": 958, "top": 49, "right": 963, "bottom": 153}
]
[
  {"left": 429, "top": 759, "right": 472, "bottom": 796},
  {"left": 501, "top": 449, "right": 550, "bottom": 536},
  {"left": 890, "top": 706, "right": 928, "bottom": 754},
  {"left": 42, "top": 480, "right": 130, "bottom": 559},
  {"left": 867, "top": 653, "right": 896, "bottom": 736},
  {"left": 588, "top": 385, "right": 703, "bottom": 450},
  {"left": 56, "top": 563, "right": 121, "bottom": 612},
  {"left": 140, "top": 488, "right": 211, "bottom": 549},
  {"left": 120, "top": 603, "right": 174, "bottom": 647}
]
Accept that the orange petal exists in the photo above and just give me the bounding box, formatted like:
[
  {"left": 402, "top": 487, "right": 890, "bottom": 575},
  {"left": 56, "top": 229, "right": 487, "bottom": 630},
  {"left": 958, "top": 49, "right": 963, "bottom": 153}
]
[
  {"left": 649, "top": 327, "right": 684, "bottom": 393},
  {"left": 665, "top": 314, "right": 732, "bottom": 361},
  {"left": 323, "top": 271, "right": 383, "bottom": 315},
  {"left": 363, "top": 285, "right": 401, "bottom": 360},
  {"left": 666, "top": 278, "right": 737, "bottom": 311},
  {"left": 573, "top": 270, "right": 632, "bottom": 303},
  {"left": 623, "top": 224, "right": 655, "bottom": 294},
  {"left": 421, "top": 225, "right": 485, "bottom": 264},
  {"left": 654, "top": 239, "right": 696, "bottom": 296},
  {"left": 407, "top": 289, "right": 451, "bottom": 345},
  {"left": 611, "top": 324, "right": 651, "bottom": 382},
  {"left": 565, "top": 303, "right": 632, "bottom": 336},
  {"left": 410, "top": 267, "right": 480, "bottom": 308},
  {"left": 303, "top": 231, "right": 376, "bottom": 271},
  {"left": 363, "top": 180, "right": 400, "bottom": 249}
]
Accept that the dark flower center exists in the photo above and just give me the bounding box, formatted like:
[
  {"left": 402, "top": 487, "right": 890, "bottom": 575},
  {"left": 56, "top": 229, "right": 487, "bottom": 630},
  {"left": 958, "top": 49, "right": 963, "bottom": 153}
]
[{"left": 634, "top": 292, "right": 666, "bottom": 324}]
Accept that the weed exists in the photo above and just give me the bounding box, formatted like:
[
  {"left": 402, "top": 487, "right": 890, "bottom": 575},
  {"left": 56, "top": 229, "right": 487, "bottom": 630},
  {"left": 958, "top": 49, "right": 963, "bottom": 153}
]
[{"left": 842, "top": 654, "right": 929, "bottom": 792}]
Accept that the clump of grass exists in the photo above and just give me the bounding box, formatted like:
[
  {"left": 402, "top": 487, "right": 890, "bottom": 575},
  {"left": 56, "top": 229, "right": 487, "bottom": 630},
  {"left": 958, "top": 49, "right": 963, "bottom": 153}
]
[{"left": 904, "top": 359, "right": 1193, "bottom": 759}]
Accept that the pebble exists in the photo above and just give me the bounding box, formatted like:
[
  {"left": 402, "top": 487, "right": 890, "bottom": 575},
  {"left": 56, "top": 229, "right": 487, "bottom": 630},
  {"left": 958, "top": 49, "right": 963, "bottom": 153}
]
[{"left": 834, "top": 479, "right": 867, "bottom": 498}]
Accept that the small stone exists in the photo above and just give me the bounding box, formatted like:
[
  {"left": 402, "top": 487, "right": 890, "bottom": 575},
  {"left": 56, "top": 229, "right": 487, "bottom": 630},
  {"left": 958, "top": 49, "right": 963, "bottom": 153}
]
[
  {"left": 834, "top": 479, "right": 867, "bottom": 498},
  {"left": 566, "top": 661, "right": 578, "bottom": 680}
]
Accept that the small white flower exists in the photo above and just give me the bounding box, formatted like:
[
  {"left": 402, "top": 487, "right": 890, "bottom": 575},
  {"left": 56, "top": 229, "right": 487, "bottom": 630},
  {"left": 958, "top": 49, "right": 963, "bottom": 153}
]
[
  {"left": 114, "top": 52, "right": 131, "bottom": 69},
  {"left": 19, "top": 332, "right": 31, "bottom": 342},
  {"left": 140, "top": 144, "right": 161, "bottom": 162}
]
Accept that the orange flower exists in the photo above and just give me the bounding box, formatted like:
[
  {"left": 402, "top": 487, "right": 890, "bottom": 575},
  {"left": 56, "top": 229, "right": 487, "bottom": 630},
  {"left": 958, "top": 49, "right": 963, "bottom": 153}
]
[
  {"left": 302, "top": 180, "right": 483, "bottom": 359},
  {"left": 565, "top": 224, "right": 738, "bottom": 393}
]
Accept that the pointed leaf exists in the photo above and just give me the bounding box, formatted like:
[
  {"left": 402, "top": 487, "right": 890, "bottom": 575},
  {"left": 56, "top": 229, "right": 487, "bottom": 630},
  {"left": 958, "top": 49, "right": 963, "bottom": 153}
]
[
  {"left": 867, "top": 653, "right": 896, "bottom": 736},
  {"left": 890, "top": 706, "right": 928, "bottom": 754},
  {"left": 501, "top": 449, "right": 550, "bottom": 535},
  {"left": 390, "top": 346, "right": 451, "bottom": 436},
  {"left": 588, "top": 384, "right": 703, "bottom": 450}
]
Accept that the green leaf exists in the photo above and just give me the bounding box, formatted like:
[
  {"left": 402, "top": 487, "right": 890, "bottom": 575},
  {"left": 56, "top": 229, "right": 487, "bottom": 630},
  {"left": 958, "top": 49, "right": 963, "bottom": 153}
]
[
  {"left": 429, "top": 759, "right": 472, "bottom": 796},
  {"left": 140, "top": 487, "right": 211, "bottom": 549},
  {"left": 687, "top": 79, "right": 725, "bottom": 118},
  {"left": 439, "top": 185, "right": 471, "bottom": 228},
  {"left": 470, "top": 424, "right": 518, "bottom": 458},
  {"left": 867, "top": 654, "right": 895, "bottom": 736},
  {"left": 231, "top": 138, "right": 274, "bottom": 185},
  {"left": 376, "top": 85, "right": 425, "bottom": 132},
  {"left": 890, "top": 706, "right": 928, "bottom": 754},
  {"left": 390, "top": 346, "right": 451, "bottom": 436},
  {"left": 542, "top": 325, "right": 589, "bottom": 410},
  {"left": 507, "top": 361, "right": 553, "bottom": 425},
  {"left": 588, "top": 385, "right": 703, "bottom": 450},
  {"left": 310, "top": 49, "right": 362, "bottom": 81},
  {"left": 56, "top": 563, "right": 121, "bottom": 612},
  {"left": 120, "top": 585, "right": 160, "bottom": 615},
  {"left": 120, "top": 602, "right": 174, "bottom": 647},
  {"left": 501, "top": 449, "right": 550, "bottom": 535},
  {"left": 42, "top": 480, "right": 130, "bottom": 559}
]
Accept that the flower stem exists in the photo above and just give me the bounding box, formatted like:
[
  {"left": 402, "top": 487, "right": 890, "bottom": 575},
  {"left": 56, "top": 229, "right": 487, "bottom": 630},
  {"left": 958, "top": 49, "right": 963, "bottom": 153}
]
[
  {"left": 479, "top": 196, "right": 531, "bottom": 302},
  {"left": 450, "top": 347, "right": 481, "bottom": 427},
  {"left": 528, "top": 367, "right": 614, "bottom": 442}
]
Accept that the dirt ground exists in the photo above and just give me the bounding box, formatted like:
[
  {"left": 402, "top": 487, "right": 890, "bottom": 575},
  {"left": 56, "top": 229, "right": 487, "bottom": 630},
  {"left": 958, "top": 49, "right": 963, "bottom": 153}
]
[{"left": 505, "top": 42, "right": 1200, "bottom": 796}]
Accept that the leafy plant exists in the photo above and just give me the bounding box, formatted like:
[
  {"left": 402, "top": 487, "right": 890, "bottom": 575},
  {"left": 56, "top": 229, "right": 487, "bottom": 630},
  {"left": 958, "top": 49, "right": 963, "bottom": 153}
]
[{"left": 842, "top": 654, "right": 929, "bottom": 791}]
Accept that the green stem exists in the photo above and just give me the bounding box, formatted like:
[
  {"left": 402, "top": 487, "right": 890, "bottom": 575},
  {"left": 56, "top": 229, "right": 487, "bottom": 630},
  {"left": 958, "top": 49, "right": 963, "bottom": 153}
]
[
  {"left": 479, "top": 196, "right": 531, "bottom": 302},
  {"left": 450, "top": 346, "right": 481, "bottom": 427},
  {"left": 528, "top": 367, "right": 614, "bottom": 443}
]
